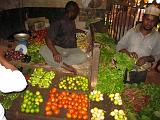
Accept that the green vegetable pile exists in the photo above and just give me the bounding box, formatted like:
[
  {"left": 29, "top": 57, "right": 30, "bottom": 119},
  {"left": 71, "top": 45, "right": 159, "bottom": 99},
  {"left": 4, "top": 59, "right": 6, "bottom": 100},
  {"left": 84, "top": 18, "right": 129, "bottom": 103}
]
[
  {"left": 28, "top": 68, "right": 55, "bottom": 88},
  {"left": 94, "top": 33, "right": 135, "bottom": 94},
  {"left": 0, "top": 92, "right": 20, "bottom": 109},
  {"left": 95, "top": 33, "right": 116, "bottom": 64},
  {"left": 27, "top": 44, "right": 44, "bottom": 63}
]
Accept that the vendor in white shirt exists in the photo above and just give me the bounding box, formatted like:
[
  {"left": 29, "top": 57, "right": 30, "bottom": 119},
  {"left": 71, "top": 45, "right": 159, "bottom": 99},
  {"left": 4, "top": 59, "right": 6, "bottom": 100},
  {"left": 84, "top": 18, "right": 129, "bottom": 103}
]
[
  {"left": 116, "top": 5, "right": 160, "bottom": 67},
  {"left": 0, "top": 48, "right": 27, "bottom": 120}
]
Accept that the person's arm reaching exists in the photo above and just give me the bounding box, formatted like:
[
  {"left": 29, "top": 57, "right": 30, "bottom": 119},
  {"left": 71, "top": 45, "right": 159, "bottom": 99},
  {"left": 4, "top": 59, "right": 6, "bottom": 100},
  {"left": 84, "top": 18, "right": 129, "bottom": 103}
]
[
  {"left": 0, "top": 48, "right": 27, "bottom": 93},
  {"left": 0, "top": 48, "right": 17, "bottom": 71},
  {"left": 136, "top": 55, "right": 155, "bottom": 66},
  {"left": 45, "top": 38, "right": 62, "bottom": 63}
]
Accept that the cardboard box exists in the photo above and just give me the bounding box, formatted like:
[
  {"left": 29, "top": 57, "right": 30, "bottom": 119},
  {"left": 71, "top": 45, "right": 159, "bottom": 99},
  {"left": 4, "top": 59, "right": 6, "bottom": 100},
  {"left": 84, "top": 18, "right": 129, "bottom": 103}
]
[{"left": 25, "top": 17, "right": 50, "bottom": 31}]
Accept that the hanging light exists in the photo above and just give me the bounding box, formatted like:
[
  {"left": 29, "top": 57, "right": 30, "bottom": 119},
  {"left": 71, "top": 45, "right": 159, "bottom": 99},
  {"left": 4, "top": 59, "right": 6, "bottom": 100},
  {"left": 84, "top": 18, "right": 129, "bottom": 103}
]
[
  {"left": 157, "top": 0, "right": 160, "bottom": 3},
  {"left": 148, "top": 0, "right": 154, "bottom": 3}
]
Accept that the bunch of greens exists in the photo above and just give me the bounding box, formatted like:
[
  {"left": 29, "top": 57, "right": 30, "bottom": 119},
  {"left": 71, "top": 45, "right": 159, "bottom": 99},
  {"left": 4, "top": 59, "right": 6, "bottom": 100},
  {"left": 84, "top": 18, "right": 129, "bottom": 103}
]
[
  {"left": 113, "top": 52, "right": 135, "bottom": 71},
  {"left": 27, "top": 44, "right": 44, "bottom": 63},
  {"left": 96, "top": 52, "right": 135, "bottom": 94},
  {"left": 0, "top": 92, "right": 20, "bottom": 109},
  {"left": 95, "top": 33, "right": 116, "bottom": 64},
  {"left": 94, "top": 33, "right": 135, "bottom": 94}
]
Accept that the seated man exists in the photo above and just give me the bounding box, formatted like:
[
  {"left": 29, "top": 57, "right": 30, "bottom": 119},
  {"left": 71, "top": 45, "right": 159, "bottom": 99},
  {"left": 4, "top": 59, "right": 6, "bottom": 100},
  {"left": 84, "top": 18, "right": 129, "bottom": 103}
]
[
  {"left": 40, "top": 1, "right": 88, "bottom": 74},
  {"left": 117, "top": 5, "right": 160, "bottom": 68},
  {"left": 0, "top": 48, "right": 27, "bottom": 120}
]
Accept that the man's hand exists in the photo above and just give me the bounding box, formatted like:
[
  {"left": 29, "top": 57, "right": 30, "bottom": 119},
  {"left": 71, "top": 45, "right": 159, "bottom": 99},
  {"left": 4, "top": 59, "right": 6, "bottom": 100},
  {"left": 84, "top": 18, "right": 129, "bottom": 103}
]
[
  {"left": 119, "top": 49, "right": 138, "bottom": 59},
  {"left": 53, "top": 51, "right": 62, "bottom": 63},
  {"left": 129, "top": 52, "right": 138, "bottom": 59},
  {"left": 136, "top": 57, "right": 146, "bottom": 66},
  {"left": 136, "top": 56, "right": 155, "bottom": 66}
]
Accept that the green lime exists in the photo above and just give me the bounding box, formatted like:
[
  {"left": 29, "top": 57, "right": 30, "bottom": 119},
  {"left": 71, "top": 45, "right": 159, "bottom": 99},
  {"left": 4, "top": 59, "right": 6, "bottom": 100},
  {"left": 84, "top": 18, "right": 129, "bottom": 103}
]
[
  {"left": 27, "top": 101, "right": 32, "bottom": 105},
  {"left": 30, "top": 109, "right": 35, "bottom": 113},
  {"left": 25, "top": 90, "right": 30, "bottom": 94},
  {"left": 35, "top": 108, "right": 40, "bottom": 113},
  {"left": 25, "top": 108, "right": 30, "bottom": 113},
  {"left": 35, "top": 91, "right": 40, "bottom": 96},
  {"left": 21, "top": 108, "right": 25, "bottom": 112},
  {"left": 22, "top": 103, "right": 27, "bottom": 108}
]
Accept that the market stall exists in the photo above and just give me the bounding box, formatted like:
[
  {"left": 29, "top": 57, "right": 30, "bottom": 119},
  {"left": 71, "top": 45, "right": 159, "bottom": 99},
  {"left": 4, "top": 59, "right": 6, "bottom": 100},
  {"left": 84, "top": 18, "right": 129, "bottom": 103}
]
[
  {"left": 1, "top": 27, "right": 160, "bottom": 120},
  {"left": 0, "top": 0, "right": 160, "bottom": 120}
]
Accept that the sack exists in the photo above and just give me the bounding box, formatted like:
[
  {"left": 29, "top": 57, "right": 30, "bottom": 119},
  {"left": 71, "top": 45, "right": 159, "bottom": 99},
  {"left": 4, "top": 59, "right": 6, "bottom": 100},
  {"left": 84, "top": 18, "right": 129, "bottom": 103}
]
[{"left": 124, "top": 70, "right": 147, "bottom": 84}]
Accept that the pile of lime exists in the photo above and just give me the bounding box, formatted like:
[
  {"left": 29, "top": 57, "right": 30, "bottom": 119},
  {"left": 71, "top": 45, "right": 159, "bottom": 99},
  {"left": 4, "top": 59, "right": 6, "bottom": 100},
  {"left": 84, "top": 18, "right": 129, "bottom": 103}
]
[
  {"left": 58, "top": 75, "right": 89, "bottom": 91},
  {"left": 21, "top": 90, "right": 43, "bottom": 113}
]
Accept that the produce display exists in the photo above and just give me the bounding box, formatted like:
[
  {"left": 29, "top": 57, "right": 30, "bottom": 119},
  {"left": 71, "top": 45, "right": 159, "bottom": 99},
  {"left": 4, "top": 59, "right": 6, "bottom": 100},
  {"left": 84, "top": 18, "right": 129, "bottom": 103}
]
[
  {"left": 109, "top": 93, "right": 123, "bottom": 106},
  {"left": 2, "top": 31, "right": 160, "bottom": 120},
  {"left": 110, "top": 109, "right": 127, "bottom": 120},
  {"left": 45, "top": 88, "right": 89, "bottom": 119},
  {"left": 90, "top": 107, "right": 105, "bottom": 120},
  {"left": 58, "top": 75, "right": 89, "bottom": 91},
  {"left": 28, "top": 68, "right": 55, "bottom": 88},
  {"left": 95, "top": 33, "right": 116, "bottom": 64},
  {"left": 5, "top": 48, "right": 24, "bottom": 61},
  {"left": 29, "top": 28, "right": 48, "bottom": 45},
  {"left": 95, "top": 33, "right": 135, "bottom": 94},
  {"left": 76, "top": 32, "right": 88, "bottom": 51},
  {"left": 21, "top": 90, "right": 43, "bottom": 113},
  {"left": 89, "top": 90, "right": 104, "bottom": 102},
  {"left": 0, "top": 92, "right": 20, "bottom": 109},
  {"left": 27, "top": 44, "right": 45, "bottom": 63},
  {"left": 123, "top": 83, "right": 160, "bottom": 120}
]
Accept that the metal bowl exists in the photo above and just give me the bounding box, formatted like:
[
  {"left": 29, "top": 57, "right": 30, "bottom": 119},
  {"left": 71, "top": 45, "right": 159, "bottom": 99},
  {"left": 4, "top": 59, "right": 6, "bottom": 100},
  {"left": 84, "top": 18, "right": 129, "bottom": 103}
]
[{"left": 14, "top": 33, "right": 30, "bottom": 41}]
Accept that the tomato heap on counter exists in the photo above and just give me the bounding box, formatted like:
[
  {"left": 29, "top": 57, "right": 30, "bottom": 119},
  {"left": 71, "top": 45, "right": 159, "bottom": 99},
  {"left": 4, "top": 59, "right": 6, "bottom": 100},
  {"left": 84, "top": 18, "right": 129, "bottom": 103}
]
[
  {"left": 29, "top": 28, "right": 48, "bottom": 45},
  {"left": 45, "top": 88, "right": 89, "bottom": 120}
]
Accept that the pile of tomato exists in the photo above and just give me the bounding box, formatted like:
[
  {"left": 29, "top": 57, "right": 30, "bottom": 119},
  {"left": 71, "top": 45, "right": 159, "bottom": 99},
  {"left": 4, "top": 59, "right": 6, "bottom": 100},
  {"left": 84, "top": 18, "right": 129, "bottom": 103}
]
[
  {"left": 29, "top": 28, "right": 48, "bottom": 45},
  {"left": 45, "top": 88, "right": 89, "bottom": 120}
]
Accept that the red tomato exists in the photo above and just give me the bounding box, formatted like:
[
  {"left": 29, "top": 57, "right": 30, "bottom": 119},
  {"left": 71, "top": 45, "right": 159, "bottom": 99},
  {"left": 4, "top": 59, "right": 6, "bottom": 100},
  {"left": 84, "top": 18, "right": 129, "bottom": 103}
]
[
  {"left": 54, "top": 109, "right": 60, "bottom": 115},
  {"left": 68, "top": 108, "right": 75, "bottom": 114},
  {"left": 67, "top": 104, "right": 72, "bottom": 109},
  {"left": 58, "top": 104, "right": 63, "bottom": 108},
  {"left": 64, "top": 104, "right": 68, "bottom": 109},
  {"left": 66, "top": 112, "right": 72, "bottom": 119},
  {"left": 45, "top": 111, "right": 53, "bottom": 116},
  {"left": 74, "top": 102, "right": 79, "bottom": 107},
  {"left": 51, "top": 105, "right": 57, "bottom": 111},
  {"left": 83, "top": 114, "right": 88, "bottom": 120},
  {"left": 72, "top": 113, "right": 77, "bottom": 119},
  {"left": 45, "top": 105, "right": 51, "bottom": 111},
  {"left": 51, "top": 97, "right": 55, "bottom": 102},
  {"left": 46, "top": 101, "right": 52, "bottom": 106},
  {"left": 51, "top": 88, "right": 57, "bottom": 93},
  {"left": 80, "top": 110, "right": 87, "bottom": 115},
  {"left": 71, "top": 93, "right": 76, "bottom": 98},
  {"left": 78, "top": 106, "right": 82, "bottom": 110},
  {"left": 77, "top": 113, "right": 83, "bottom": 119}
]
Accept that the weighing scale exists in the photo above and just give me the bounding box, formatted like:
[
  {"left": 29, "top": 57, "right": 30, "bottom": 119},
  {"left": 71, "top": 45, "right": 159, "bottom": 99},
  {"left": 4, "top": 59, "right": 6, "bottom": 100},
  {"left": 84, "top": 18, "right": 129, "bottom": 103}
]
[{"left": 14, "top": 33, "right": 30, "bottom": 55}]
